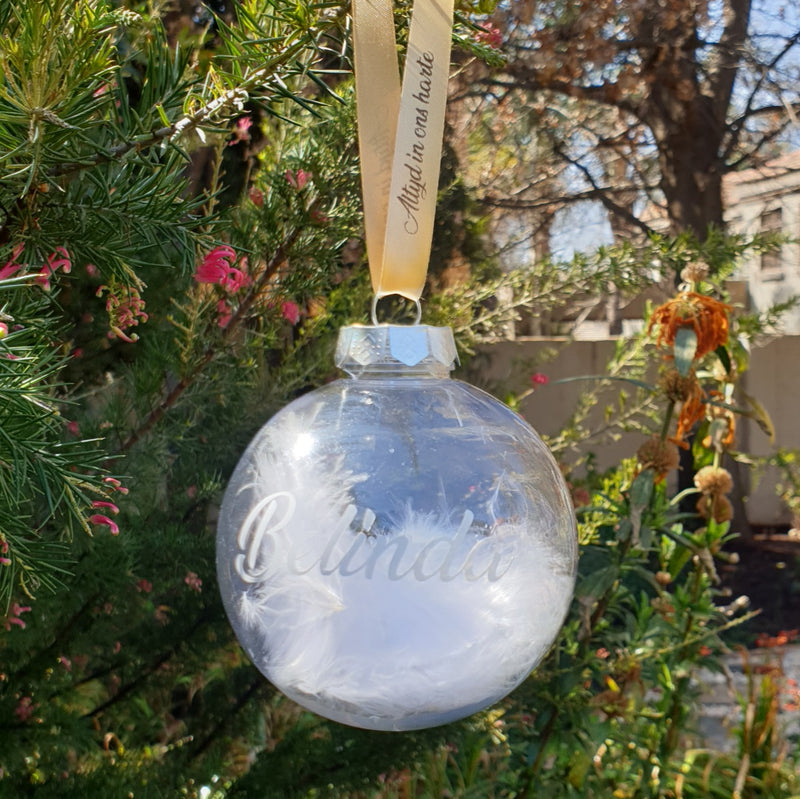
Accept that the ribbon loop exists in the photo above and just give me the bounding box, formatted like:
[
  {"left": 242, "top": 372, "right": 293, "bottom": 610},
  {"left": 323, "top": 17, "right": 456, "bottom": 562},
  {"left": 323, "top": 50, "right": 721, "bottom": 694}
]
[{"left": 353, "top": 0, "right": 454, "bottom": 305}]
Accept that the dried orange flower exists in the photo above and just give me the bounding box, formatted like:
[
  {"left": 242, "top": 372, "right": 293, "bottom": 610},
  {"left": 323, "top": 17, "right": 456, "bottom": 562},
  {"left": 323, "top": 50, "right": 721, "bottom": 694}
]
[
  {"left": 697, "top": 493, "right": 733, "bottom": 524},
  {"left": 636, "top": 435, "right": 680, "bottom": 480},
  {"left": 694, "top": 465, "right": 733, "bottom": 496},
  {"left": 648, "top": 291, "right": 731, "bottom": 360},
  {"left": 672, "top": 375, "right": 706, "bottom": 448}
]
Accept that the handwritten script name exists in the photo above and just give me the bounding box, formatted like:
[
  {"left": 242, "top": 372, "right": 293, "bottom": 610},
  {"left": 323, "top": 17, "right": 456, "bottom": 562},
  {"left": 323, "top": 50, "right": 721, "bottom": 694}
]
[{"left": 234, "top": 490, "right": 513, "bottom": 585}]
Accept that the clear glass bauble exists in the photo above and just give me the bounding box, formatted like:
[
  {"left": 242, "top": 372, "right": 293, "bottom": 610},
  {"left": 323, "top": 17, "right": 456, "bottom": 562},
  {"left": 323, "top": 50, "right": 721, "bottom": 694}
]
[{"left": 217, "top": 324, "right": 578, "bottom": 731}]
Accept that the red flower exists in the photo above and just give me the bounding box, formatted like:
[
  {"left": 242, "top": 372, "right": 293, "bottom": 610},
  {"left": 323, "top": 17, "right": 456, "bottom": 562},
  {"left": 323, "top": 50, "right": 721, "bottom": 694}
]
[
  {"left": 475, "top": 24, "right": 503, "bottom": 49},
  {"left": 196, "top": 245, "right": 235, "bottom": 284},
  {"left": 97, "top": 281, "right": 148, "bottom": 342},
  {"left": 281, "top": 300, "right": 301, "bottom": 325},
  {"left": 184, "top": 571, "right": 202, "bottom": 593},
  {"left": 217, "top": 298, "right": 232, "bottom": 328},
  {"left": 531, "top": 372, "right": 549, "bottom": 386},
  {"left": 228, "top": 115, "right": 253, "bottom": 146},
  {"left": 285, "top": 169, "right": 310, "bottom": 190},
  {"left": 89, "top": 514, "right": 120, "bottom": 535},
  {"left": 15, "top": 697, "right": 36, "bottom": 722},
  {"left": 249, "top": 187, "right": 264, "bottom": 207},
  {"left": 35, "top": 247, "right": 71, "bottom": 290},
  {"left": 195, "top": 246, "right": 250, "bottom": 293},
  {"left": 3, "top": 602, "right": 32, "bottom": 631},
  {"left": 91, "top": 500, "right": 119, "bottom": 515},
  {"left": 0, "top": 243, "right": 24, "bottom": 281},
  {"left": 103, "top": 476, "right": 129, "bottom": 494}
]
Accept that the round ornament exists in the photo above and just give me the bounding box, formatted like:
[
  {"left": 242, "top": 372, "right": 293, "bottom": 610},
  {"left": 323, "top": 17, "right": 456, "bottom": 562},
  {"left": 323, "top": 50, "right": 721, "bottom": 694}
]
[{"left": 217, "top": 324, "right": 578, "bottom": 731}]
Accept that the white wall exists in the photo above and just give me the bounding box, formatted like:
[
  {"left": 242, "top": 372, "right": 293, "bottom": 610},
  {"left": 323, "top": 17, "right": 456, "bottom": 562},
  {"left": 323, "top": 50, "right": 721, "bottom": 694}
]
[{"left": 474, "top": 336, "right": 800, "bottom": 527}]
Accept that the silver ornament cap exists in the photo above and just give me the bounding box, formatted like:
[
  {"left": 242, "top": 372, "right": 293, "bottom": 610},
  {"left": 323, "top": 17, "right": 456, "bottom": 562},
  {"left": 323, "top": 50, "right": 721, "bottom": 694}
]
[{"left": 335, "top": 324, "right": 458, "bottom": 376}]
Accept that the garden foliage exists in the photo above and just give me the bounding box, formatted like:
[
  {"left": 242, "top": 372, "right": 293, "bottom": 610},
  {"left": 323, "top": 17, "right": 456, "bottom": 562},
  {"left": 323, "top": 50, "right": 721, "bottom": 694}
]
[{"left": 0, "top": 2, "right": 798, "bottom": 797}]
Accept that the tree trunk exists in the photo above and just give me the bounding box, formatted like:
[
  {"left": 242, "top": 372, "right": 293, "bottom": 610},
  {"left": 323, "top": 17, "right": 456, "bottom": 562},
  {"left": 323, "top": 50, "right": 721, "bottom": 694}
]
[{"left": 656, "top": 128, "right": 726, "bottom": 238}]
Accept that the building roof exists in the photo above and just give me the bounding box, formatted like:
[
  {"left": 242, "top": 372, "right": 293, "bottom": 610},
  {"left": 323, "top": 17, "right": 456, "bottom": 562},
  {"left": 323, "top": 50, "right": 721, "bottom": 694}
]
[{"left": 724, "top": 150, "right": 800, "bottom": 206}]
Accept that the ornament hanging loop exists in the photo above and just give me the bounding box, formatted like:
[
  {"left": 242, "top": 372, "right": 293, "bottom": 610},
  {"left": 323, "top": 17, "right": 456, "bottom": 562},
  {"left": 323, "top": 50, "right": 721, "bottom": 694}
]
[{"left": 371, "top": 293, "right": 423, "bottom": 326}]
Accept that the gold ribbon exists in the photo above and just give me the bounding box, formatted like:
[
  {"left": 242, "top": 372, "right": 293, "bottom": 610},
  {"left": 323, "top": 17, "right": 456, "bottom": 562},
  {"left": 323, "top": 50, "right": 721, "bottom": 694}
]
[{"left": 352, "top": 0, "right": 454, "bottom": 305}]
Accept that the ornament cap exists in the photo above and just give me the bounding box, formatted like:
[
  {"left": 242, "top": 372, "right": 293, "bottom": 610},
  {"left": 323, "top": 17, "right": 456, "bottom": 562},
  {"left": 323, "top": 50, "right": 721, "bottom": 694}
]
[{"left": 335, "top": 324, "right": 458, "bottom": 376}]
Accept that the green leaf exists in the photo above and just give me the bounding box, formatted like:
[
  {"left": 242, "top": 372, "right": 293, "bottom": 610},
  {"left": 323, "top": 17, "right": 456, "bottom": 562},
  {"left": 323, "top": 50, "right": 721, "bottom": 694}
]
[
  {"left": 575, "top": 565, "right": 618, "bottom": 599},
  {"left": 740, "top": 390, "right": 776, "bottom": 443},
  {"left": 629, "top": 468, "right": 654, "bottom": 546},
  {"left": 673, "top": 326, "right": 697, "bottom": 376},
  {"left": 714, "top": 344, "right": 731, "bottom": 374},
  {"left": 630, "top": 468, "right": 655, "bottom": 509}
]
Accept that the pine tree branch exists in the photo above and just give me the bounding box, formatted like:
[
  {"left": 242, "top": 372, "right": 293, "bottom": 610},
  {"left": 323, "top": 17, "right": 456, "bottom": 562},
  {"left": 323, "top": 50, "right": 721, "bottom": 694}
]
[
  {"left": 81, "top": 609, "right": 214, "bottom": 719},
  {"left": 189, "top": 677, "right": 269, "bottom": 760},
  {"left": 50, "top": 85, "right": 250, "bottom": 178},
  {"left": 119, "top": 225, "right": 303, "bottom": 453},
  {"left": 7, "top": 592, "right": 100, "bottom": 686},
  {"left": 50, "top": 43, "right": 311, "bottom": 178}
]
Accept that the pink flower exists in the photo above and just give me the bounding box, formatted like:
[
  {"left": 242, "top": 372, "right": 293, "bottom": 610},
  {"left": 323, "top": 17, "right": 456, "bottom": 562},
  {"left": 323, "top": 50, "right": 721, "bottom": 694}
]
[
  {"left": 57, "top": 655, "right": 72, "bottom": 671},
  {"left": 195, "top": 245, "right": 236, "bottom": 284},
  {"left": 0, "top": 322, "right": 7, "bottom": 338},
  {"left": 91, "top": 500, "right": 119, "bottom": 515},
  {"left": 281, "top": 300, "right": 301, "bottom": 325},
  {"left": 217, "top": 298, "right": 232, "bottom": 328},
  {"left": 223, "top": 266, "right": 249, "bottom": 294},
  {"left": 15, "top": 697, "right": 36, "bottom": 722},
  {"left": 531, "top": 372, "right": 549, "bottom": 386},
  {"left": 85, "top": 263, "right": 98, "bottom": 278},
  {"left": 0, "top": 243, "right": 24, "bottom": 281},
  {"left": 228, "top": 115, "right": 253, "bottom": 146},
  {"left": 285, "top": 169, "right": 310, "bottom": 191},
  {"left": 35, "top": 246, "right": 71, "bottom": 291},
  {"left": 66, "top": 420, "right": 80, "bottom": 436},
  {"left": 89, "top": 514, "right": 120, "bottom": 535},
  {"left": 195, "top": 246, "right": 250, "bottom": 293},
  {"left": 248, "top": 187, "right": 264, "bottom": 207},
  {"left": 3, "top": 602, "right": 32, "bottom": 631},
  {"left": 97, "top": 282, "right": 148, "bottom": 342},
  {"left": 184, "top": 571, "right": 202, "bottom": 593},
  {"left": 103, "top": 477, "right": 129, "bottom": 494},
  {"left": 475, "top": 24, "right": 503, "bottom": 49},
  {"left": 135, "top": 578, "right": 152, "bottom": 593}
]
